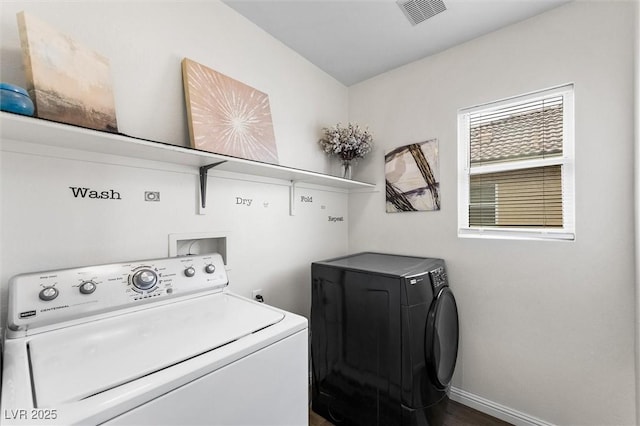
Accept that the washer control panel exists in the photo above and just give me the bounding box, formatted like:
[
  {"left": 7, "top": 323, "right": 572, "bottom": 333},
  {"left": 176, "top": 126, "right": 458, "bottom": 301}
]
[{"left": 6, "top": 253, "right": 228, "bottom": 335}]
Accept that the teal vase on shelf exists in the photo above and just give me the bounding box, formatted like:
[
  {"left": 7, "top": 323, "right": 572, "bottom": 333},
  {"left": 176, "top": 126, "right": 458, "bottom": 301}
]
[{"left": 0, "top": 83, "right": 34, "bottom": 116}]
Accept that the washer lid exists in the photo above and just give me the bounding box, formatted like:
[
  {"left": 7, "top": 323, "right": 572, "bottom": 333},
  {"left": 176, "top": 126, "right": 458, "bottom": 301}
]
[{"left": 28, "top": 293, "right": 284, "bottom": 407}]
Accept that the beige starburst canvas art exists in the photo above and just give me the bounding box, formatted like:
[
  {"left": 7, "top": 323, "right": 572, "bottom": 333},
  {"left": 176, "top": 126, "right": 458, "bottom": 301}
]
[{"left": 182, "top": 58, "right": 279, "bottom": 164}]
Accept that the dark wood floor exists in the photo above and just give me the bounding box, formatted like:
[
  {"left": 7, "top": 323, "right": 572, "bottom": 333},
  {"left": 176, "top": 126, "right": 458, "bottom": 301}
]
[
  {"left": 309, "top": 400, "right": 513, "bottom": 426},
  {"left": 443, "top": 400, "right": 512, "bottom": 426}
]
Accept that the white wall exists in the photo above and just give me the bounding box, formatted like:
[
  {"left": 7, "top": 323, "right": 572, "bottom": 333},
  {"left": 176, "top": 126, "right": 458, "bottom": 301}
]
[
  {"left": 0, "top": 0, "right": 350, "bottom": 321},
  {"left": 348, "top": 2, "right": 637, "bottom": 425},
  {"left": 1, "top": 1, "right": 638, "bottom": 425},
  {"left": 634, "top": 0, "right": 640, "bottom": 422}
]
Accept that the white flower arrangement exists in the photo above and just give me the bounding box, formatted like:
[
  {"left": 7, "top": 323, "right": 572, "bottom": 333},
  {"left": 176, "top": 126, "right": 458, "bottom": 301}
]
[{"left": 319, "top": 122, "right": 373, "bottom": 162}]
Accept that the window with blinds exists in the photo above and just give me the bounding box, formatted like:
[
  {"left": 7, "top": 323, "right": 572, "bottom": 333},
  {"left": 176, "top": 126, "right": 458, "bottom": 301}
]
[{"left": 458, "top": 84, "right": 575, "bottom": 240}]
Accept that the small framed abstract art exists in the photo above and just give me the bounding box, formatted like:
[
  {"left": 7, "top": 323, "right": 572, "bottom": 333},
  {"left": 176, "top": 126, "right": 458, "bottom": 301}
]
[
  {"left": 182, "top": 58, "right": 279, "bottom": 164},
  {"left": 385, "top": 139, "right": 440, "bottom": 213},
  {"left": 17, "top": 12, "right": 118, "bottom": 132}
]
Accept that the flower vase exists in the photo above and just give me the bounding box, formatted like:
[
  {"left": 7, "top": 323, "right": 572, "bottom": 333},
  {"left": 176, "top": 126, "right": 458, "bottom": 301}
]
[{"left": 342, "top": 161, "right": 352, "bottom": 179}]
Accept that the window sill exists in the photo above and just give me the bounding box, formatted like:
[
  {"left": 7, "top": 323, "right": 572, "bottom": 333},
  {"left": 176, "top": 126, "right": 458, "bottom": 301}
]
[{"left": 458, "top": 227, "right": 575, "bottom": 242}]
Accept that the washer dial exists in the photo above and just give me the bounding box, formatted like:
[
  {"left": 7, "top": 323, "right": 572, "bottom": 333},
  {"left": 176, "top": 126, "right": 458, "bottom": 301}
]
[
  {"left": 39, "top": 286, "right": 59, "bottom": 301},
  {"left": 205, "top": 264, "right": 216, "bottom": 274},
  {"left": 131, "top": 268, "right": 158, "bottom": 291},
  {"left": 79, "top": 281, "right": 97, "bottom": 294}
]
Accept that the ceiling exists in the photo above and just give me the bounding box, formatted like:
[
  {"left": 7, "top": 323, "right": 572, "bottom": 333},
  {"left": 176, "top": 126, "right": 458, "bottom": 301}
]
[{"left": 223, "top": 0, "right": 572, "bottom": 86}]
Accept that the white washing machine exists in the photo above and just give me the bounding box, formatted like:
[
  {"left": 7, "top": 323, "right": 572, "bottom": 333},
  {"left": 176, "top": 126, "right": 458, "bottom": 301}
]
[{"left": 1, "top": 253, "right": 308, "bottom": 425}]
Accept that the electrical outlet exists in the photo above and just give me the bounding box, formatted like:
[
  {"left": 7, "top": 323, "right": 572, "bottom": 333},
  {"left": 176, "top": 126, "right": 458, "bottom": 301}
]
[{"left": 252, "top": 289, "right": 263, "bottom": 302}]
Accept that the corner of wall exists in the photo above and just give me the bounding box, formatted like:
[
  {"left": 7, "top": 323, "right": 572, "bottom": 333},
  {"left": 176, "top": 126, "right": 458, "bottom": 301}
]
[{"left": 634, "top": 0, "right": 640, "bottom": 424}]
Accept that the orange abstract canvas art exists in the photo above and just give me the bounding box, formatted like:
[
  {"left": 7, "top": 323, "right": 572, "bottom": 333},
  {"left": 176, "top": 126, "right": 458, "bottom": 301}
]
[
  {"left": 17, "top": 12, "right": 118, "bottom": 132},
  {"left": 182, "top": 58, "right": 279, "bottom": 164}
]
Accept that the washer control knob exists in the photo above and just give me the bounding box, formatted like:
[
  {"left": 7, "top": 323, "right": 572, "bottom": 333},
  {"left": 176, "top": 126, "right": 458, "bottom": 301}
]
[
  {"left": 79, "top": 281, "right": 97, "bottom": 295},
  {"left": 39, "top": 286, "right": 59, "bottom": 301},
  {"left": 205, "top": 264, "right": 216, "bottom": 274},
  {"left": 132, "top": 269, "right": 158, "bottom": 290},
  {"left": 184, "top": 266, "right": 196, "bottom": 277}
]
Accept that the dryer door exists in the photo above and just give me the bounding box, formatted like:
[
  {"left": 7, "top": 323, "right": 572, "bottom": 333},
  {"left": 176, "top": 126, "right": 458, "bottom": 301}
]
[{"left": 425, "top": 287, "right": 459, "bottom": 389}]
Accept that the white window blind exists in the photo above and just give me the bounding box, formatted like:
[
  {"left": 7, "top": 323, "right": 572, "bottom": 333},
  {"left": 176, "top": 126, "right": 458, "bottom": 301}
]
[{"left": 458, "top": 84, "right": 575, "bottom": 241}]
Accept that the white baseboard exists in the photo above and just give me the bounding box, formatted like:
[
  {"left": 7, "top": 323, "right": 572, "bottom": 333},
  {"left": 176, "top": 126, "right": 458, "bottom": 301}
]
[{"left": 449, "top": 387, "right": 555, "bottom": 426}]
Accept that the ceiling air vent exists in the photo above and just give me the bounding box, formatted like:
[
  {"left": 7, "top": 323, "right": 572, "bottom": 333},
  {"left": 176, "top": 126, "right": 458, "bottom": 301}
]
[{"left": 397, "top": 0, "right": 447, "bottom": 26}]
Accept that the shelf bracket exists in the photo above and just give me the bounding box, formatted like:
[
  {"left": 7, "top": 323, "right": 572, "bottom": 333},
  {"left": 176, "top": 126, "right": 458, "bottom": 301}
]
[
  {"left": 289, "top": 180, "right": 297, "bottom": 216},
  {"left": 199, "top": 161, "right": 227, "bottom": 211}
]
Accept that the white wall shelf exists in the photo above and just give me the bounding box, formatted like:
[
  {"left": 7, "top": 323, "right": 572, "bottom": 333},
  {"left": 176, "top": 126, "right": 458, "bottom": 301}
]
[{"left": 0, "top": 112, "right": 376, "bottom": 213}]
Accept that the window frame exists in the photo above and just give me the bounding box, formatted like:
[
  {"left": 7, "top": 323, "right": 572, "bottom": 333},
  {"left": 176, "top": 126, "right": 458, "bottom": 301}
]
[{"left": 457, "top": 84, "right": 575, "bottom": 241}]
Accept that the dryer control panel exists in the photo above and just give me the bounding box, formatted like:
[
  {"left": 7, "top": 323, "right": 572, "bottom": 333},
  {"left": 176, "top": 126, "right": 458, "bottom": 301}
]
[
  {"left": 6, "top": 253, "right": 228, "bottom": 336},
  {"left": 429, "top": 266, "right": 448, "bottom": 293}
]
